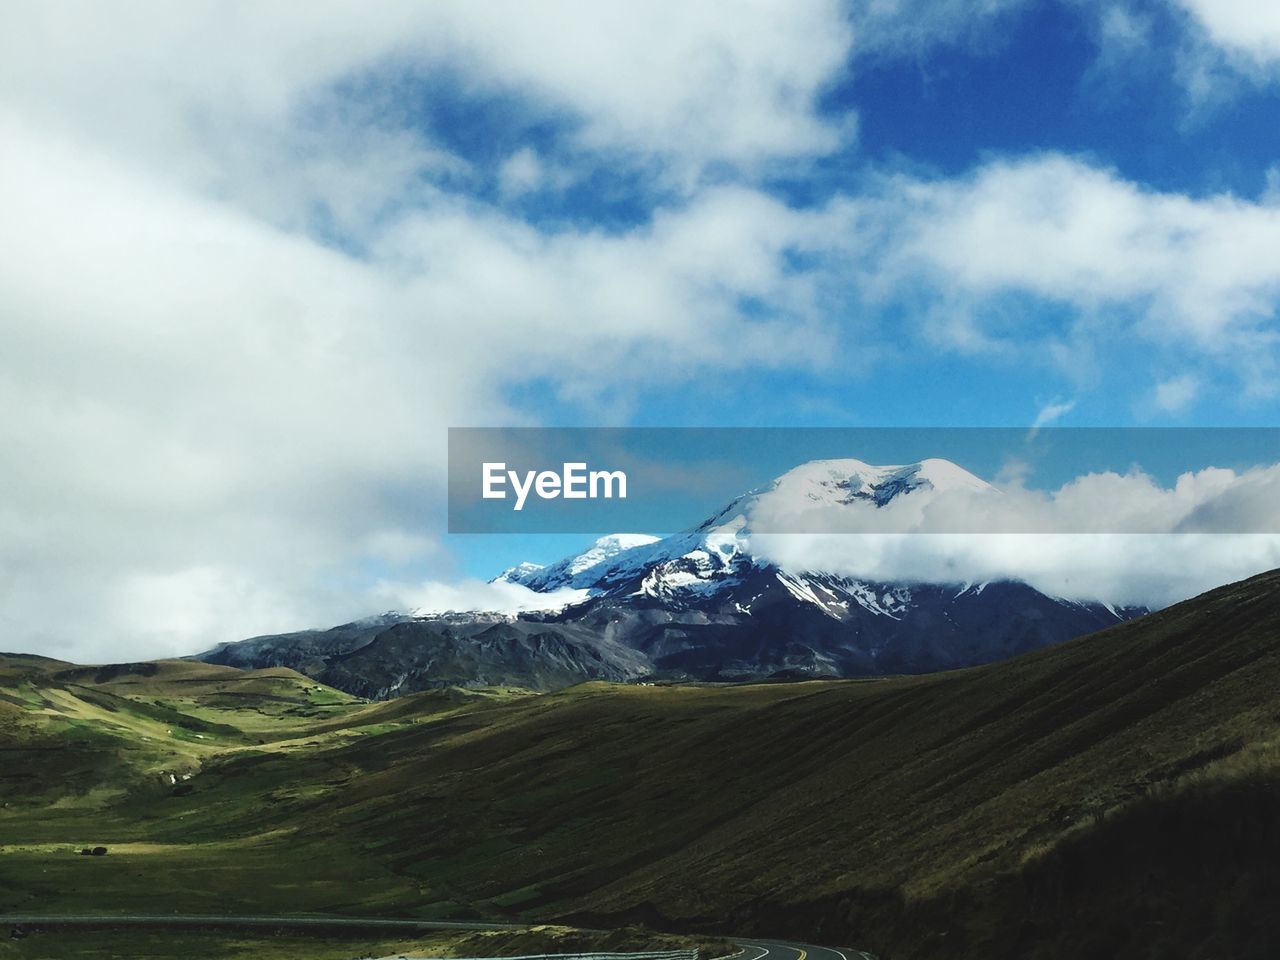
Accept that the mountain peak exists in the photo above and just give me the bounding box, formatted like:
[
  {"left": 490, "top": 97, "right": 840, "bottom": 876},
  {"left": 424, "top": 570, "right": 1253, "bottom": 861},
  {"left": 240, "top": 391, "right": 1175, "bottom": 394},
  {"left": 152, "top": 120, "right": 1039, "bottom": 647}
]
[
  {"left": 767, "top": 457, "right": 991, "bottom": 509},
  {"left": 494, "top": 533, "right": 661, "bottom": 592},
  {"left": 202, "top": 454, "right": 1149, "bottom": 694},
  {"left": 570, "top": 534, "right": 662, "bottom": 572},
  {"left": 693, "top": 456, "right": 991, "bottom": 535},
  {"left": 493, "top": 561, "right": 546, "bottom": 584},
  {"left": 498, "top": 457, "right": 998, "bottom": 603}
]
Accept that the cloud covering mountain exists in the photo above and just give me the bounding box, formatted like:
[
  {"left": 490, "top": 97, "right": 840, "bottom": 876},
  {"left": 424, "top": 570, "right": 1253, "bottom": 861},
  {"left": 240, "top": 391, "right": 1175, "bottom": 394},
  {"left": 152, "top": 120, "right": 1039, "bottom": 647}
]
[
  {"left": 202, "top": 458, "right": 1150, "bottom": 693},
  {"left": 396, "top": 458, "right": 1280, "bottom": 615}
]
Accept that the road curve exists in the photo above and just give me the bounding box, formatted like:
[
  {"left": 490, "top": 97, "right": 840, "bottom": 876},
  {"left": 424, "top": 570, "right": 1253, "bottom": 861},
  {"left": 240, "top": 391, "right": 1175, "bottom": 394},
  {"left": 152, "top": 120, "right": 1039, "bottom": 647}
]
[{"left": 737, "top": 938, "right": 873, "bottom": 960}]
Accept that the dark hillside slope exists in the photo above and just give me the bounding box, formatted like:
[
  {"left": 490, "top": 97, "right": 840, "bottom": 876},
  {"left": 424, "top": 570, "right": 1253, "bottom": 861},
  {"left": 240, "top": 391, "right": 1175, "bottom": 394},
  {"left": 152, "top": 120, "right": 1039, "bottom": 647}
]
[
  {"left": 245, "top": 570, "right": 1280, "bottom": 956},
  {"left": 201, "top": 616, "right": 651, "bottom": 695}
]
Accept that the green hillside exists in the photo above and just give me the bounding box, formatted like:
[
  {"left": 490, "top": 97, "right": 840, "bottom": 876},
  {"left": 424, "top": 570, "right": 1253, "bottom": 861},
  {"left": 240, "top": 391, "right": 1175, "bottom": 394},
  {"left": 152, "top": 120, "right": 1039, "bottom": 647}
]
[{"left": 5, "top": 570, "right": 1280, "bottom": 958}]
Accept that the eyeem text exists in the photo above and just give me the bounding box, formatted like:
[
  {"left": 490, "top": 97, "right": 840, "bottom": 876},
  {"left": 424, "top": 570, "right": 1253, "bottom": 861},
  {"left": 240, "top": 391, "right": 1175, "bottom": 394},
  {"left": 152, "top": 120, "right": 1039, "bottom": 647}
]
[{"left": 482, "top": 462, "right": 628, "bottom": 511}]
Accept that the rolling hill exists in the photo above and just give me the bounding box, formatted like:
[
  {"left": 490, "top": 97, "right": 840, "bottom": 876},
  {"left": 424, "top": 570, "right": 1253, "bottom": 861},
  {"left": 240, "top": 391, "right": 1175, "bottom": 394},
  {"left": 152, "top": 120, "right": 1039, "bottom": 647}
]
[{"left": 4, "top": 569, "right": 1280, "bottom": 958}]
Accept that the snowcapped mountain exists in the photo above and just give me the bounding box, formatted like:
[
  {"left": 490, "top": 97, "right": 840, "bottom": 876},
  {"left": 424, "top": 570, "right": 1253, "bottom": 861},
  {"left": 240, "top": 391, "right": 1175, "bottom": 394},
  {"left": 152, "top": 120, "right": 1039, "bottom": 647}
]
[
  {"left": 701, "top": 456, "right": 993, "bottom": 526},
  {"left": 494, "top": 533, "right": 661, "bottom": 592},
  {"left": 198, "top": 458, "right": 1146, "bottom": 695},
  {"left": 493, "top": 457, "right": 996, "bottom": 607}
]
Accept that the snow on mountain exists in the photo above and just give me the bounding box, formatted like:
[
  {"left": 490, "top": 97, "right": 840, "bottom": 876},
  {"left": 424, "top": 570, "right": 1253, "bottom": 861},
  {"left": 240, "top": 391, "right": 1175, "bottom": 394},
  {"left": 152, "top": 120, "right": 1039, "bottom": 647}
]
[
  {"left": 756, "top": 456, "right": 990, "bottom": 511},
  {"left": 774, "top": 570, "right": 914, "bottom": 620},
  {"left": 695, "top": 457, "right": 991, "bottom": 529},
  {"left": 494, "top": 533, "right": 661, "bottom": 592},
  {"left": 473, "top": 457, "right": 1139, "bottom": 636},
  {"left": 201, "top": 458, "right": 1147, "bottom": 695},
  {"left": 497, "top": 458, "right": 995, "bottom": 611},
  {"left": 730, "top": 457, "right": 995, "bottom": 535},
  {"left": 494, "top": 561, "right": 545, "bottom": 582}
]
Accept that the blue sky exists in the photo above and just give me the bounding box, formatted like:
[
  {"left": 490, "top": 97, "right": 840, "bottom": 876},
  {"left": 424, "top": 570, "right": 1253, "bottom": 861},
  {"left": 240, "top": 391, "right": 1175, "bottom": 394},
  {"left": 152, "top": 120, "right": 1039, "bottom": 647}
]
[
  {"left": 473, "top": 2, "right": 1280, "bottom": 439},
  {"left": 841, "top": 1, "right": 1280, "bottom": 199},
  {"left": 4, "top": 0, "right": 1280, "bottom": 658},
  {"left": 441, "top": 0, "right": 1280, "bottom": 578}
]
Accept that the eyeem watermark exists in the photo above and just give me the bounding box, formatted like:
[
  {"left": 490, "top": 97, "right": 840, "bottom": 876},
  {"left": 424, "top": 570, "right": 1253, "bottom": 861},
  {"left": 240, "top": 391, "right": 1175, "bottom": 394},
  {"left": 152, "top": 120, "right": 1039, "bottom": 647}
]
[
  {"left": 449, "top": 426, "right": 1280, "bottom": 533},
  {"left": 482, "top": 462, "right": 627, "bottom": 511}
]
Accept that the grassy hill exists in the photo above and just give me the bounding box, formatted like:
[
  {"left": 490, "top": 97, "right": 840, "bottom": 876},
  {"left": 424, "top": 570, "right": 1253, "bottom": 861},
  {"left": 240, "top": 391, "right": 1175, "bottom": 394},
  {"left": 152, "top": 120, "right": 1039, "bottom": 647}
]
[{"left": 4, "top": 570, "right": 1280, "bottom": 958}]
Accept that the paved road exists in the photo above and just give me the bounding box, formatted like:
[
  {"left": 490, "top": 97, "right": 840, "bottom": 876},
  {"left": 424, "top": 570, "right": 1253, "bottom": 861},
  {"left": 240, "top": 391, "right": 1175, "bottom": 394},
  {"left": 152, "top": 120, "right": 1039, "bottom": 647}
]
[
  {"left": 737, "top": 938, "right": 874, "bottom": 960},
  {"left": 0, "top": 916, "right": 870, "bottom": 960}
]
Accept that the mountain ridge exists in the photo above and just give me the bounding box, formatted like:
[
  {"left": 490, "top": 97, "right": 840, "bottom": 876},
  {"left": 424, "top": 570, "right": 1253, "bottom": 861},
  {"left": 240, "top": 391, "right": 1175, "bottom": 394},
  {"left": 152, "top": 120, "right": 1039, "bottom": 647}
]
[{"left": 198, "top": 457, "right": 1145, "bottom": 694}]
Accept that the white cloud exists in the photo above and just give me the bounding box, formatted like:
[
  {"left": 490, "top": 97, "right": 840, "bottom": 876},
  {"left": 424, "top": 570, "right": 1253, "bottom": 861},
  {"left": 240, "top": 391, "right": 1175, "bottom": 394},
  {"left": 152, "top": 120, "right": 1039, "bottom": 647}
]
[
  {"left": 1030, "top": 398, "right": 1076, "bottom": 435},
  {"left": 496, "top": 147, "right": 579, "bottom": 200},
  {"left": 0, "top": 1, "right": 874, "bottom": 662},
  {"left": 751, "top": 464, "right": 1280, "bottom": 607},
  {"left": 0, "top": 1, "right": 856, "bottom": 190},
  {"left": 756, "top": 531, "right": 1280, "bottom": 609},
  {"left": 885, "top": 155, "right": 1280, "bottom": 383},
  {"left": 849, "top": 0, "right": 1032, "bottom": 59},
  {"left": 1097, "top": 5, "right": 1152, "bottom": 49},
  {"left": 1173, "top": 0, "right": 1280, "bottom": 66},
  {"left": 1152, "top": 373, "right": 1200, "bottom": 412},
  {"left": 498, "top": 148, "right": 549, "bottom": 199},
  {"left": 1117, "top": 1, "right": 1280, "bottom": 108},
  {"left": 0, "top": 99, "right": 852, "bottom": 662},
  {"left": 373, "top": 578, "right": 591, "bottom": 617},
  {"left": 749, "top": 464, "right": 1280, "bottom": 536}
]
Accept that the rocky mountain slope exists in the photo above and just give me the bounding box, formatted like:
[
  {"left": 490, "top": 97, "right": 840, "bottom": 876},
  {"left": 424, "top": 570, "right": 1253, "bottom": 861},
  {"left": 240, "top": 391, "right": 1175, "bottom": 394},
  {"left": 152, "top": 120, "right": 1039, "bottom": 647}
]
[{"left": 199, "top": 458, "right": 1145, "bottom": 694}]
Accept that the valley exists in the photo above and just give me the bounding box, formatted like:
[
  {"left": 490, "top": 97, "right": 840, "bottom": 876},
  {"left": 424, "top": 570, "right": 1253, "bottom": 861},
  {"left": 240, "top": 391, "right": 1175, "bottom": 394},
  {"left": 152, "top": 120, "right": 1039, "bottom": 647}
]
[{"left": 4, "top": 569, "right": 1280, "bottom": 957}]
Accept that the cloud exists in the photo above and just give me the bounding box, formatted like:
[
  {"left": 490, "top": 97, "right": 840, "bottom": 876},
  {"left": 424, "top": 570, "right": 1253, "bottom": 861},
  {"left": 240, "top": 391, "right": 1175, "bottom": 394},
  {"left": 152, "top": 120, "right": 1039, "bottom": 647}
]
[
  {"left": 881, "top": 154, "right": 1280, "bottom": 387},
  {"left": 1097, "top": 5, "right": 1153, "bottom": 50},
  {"left": 0, "top": 1, "right": 856, "bottom": 189},
  {"left": 756, "top": 531, "right": 1280, "bottom": 609},
  {"left": 1127, "top": 1, "right": 1280, "bottom": 108},
  {"left": 1173, "top": 0, "right": 1280, "bottom": 67},
  {"left": 1152, "top": 373, "right": 1200, "bottom": 412},
  {"left": 748, "top": 463, "right": 1280, "bottom": 535},
  {"left": 0, "top": 98, "right": 852, "bottom": 662},
  {"left": 0, "top": 1, "right": 875, "bottom": 662},
  {"left": 1030, "top": 398, "right": 1076, "bottom": 436},
  {"left": 372, "top": 578, "right": 591, "bottom": 617},
  {"left": 750, "top": 464, "right": 1280, "bottom": 607},
  {"left": 848, "top": 0, "right": 1033, "bottom": 59},
  {"left": 497, "top": 148, "right": 568, "bottom": 199}
]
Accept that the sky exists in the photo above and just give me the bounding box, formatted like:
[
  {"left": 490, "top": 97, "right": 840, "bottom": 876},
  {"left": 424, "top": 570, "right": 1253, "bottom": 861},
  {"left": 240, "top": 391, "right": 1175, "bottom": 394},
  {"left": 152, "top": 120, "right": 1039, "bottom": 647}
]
[{"left": 4, "top": 0, "right": 1280, "bottom": 661}]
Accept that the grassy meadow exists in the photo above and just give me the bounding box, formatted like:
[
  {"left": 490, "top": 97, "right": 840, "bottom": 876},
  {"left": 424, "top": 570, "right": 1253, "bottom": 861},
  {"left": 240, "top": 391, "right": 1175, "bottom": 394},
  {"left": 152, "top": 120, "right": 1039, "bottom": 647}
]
[
  {"left": 4, "top": 569, "right": 1280, "bottom": 958},
  {"left": 0, "top": 921, "right": 725, "bottom": 960}
]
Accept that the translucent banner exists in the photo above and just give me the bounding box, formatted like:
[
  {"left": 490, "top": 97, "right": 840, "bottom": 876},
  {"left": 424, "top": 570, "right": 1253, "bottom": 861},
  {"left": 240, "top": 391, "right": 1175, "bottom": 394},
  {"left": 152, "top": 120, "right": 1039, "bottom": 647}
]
[{"left": 447, "top": 427, "right": 1280, "bottom": 534}]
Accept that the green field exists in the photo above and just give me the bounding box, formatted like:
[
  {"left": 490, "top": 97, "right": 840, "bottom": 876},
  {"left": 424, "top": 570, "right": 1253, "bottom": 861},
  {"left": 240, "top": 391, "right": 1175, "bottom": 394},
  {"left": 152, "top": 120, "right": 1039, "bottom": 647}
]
[
  {"left": 5, "top": 569, "right": 1280, "bottom": 958},
  {"left": 0, "top": 921, "right": 725, "bottom": 960}
]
